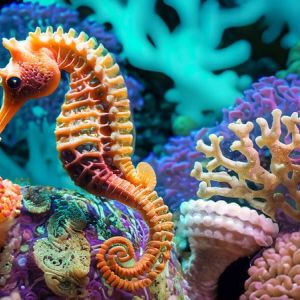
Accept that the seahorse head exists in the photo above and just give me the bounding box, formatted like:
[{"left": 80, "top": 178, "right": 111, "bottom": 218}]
[{"left": 0, "top": 37, "right": 60, "bottom": 133}]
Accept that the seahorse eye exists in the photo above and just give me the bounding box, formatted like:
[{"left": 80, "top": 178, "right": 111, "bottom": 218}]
[{"left": 7, "top": 76, "right": 21, "bottom": 89}]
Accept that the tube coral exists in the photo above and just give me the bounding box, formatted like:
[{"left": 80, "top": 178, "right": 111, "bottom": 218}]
[
  {"left": 191, "top": 109, "right": 300, "bottom": 221},
  {"left": 241, "top": 231, "right": 300, "bottom": 299},
  {"left": 0, "top": 178, "right": 22, "bottom": 246},
  {"left": 178, "top": 199, "right": 278, "bottom": 300}
]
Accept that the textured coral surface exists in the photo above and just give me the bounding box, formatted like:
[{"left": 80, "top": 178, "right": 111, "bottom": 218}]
[
  {"left": 178, "top": 199, "right": 278, "bottom": 300},
  {"left": 0, "top": 186, "right": 187, "bottom": 299},
  {"left": 241, "top": 231, "right": 300, "bottom": 299}
]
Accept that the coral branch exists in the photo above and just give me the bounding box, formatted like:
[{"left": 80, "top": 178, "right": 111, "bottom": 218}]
[{"left": 192, "top": 109, "right": 300, "bottom": 220}]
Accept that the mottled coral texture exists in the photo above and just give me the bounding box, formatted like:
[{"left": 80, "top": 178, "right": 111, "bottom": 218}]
[
  {"left": 0, "top": 178, "right": 22, "bottom": 246},
  {"left": 0, "top": 186, "right": 187, "bottom": 299},
  {"left": 149, "top": 75, "right": 300, "bottom": 212},
  {"left": 241, "top": 231, "right": 300, "bottom": 299}
]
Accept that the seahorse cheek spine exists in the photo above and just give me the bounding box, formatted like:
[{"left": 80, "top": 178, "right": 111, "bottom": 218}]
[{"left": 0, "top": 26, "right": 174, "bottom": 291}]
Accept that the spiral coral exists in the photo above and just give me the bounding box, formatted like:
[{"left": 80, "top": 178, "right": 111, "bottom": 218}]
[
  {"left": 179, "top": 199, "right": 279, "bottom": 300},
  {"left": 241, "top": 231, "right": 300, "bottom": 299},
  {"left": 0, "top": 178, "right": 22, "bottom": 246}
]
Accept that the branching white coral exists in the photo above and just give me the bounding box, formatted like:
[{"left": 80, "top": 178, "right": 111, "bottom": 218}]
[{"left": 191, "top": 109, "right": 300, "bottom": 220}]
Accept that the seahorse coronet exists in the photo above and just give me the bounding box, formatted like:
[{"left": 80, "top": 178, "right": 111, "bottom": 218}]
[{"left": 0, "top": 26, "right": 174, "bottom": 292}]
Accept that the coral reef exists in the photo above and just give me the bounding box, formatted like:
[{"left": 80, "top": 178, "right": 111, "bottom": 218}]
[
  {"left": 149, "top": 75, "right": 300, "bottom": 212},
  {"left": 25, "top": 0, "right": 300, "bottom": 127},
  {"left": 0, "top": 186, "right": 188, "bottom": 299},
  {"left": 0, "top": 178, "right": 22, "bottom": 246},
  {"left": 241, "top": 230, "right": 300, "bottom": 299},
  {"left": 177, "top": 199, "right": 278, "bottom": 300},
  {"left": 47, "top": 0, "right": 256, "bottom": 126},
  {"left": 191, "top": 108, "right": 300, "bottom": 221}
]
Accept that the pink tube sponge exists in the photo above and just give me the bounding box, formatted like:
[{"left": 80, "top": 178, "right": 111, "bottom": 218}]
[
  {"left": 179, "top": 199, "right": 279, "bottom": 300},
  {"left": 0, "top": 177, "right": 22, "bottom": 245},
  {"left": 241, "top": 231, "right": 300, "bottom": 299}
]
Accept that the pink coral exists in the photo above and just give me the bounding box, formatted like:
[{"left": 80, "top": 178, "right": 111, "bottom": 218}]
[
  {"left": 179, "top": 199, "right": 278, "bottom": 300},
  {"left": 0, "top": 178, "right": 22, "bottom": 245},
  {"left": 241, "top": 231, "right": 300, "bottom": 299}
]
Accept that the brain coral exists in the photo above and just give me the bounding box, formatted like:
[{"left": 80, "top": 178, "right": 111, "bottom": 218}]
[
  {"left": 0, "top": 186, "right": 188, "bottom": 299},
  {"left": 241, "top": 231, "right": 300, "bottom": 299},
  {"left": 148, "top": 74, "right": 300, "bottom": 212}
]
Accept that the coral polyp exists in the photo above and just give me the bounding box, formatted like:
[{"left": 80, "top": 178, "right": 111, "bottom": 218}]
[
  {"left": 178, "top": 199, "right": 278, "bottom": 300},
  {"left": 241, "top": 231, "right": 300, "bottom": 299}
]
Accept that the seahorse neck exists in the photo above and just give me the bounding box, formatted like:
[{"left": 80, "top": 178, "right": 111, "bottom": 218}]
[{"left": 28, "top": 27, "right": 138, "bottom": 188}]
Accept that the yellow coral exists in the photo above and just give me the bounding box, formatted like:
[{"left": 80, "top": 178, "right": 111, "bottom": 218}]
[{"left": 191, "top": 109, "right": 300, "bottom": 220}]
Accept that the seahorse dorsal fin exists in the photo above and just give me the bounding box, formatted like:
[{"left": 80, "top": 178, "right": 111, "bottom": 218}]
[{"left": 136, "top": 162, "right": 157, "bottom": 190}]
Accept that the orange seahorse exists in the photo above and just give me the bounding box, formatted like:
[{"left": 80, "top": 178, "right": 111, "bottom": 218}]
[{"left": 0, "top": 26, "right": 173, "bottom": 291}]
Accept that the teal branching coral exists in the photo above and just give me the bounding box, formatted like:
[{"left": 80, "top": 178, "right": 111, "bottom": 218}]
[
  {"left": 29, "top": 0, "right": 254, "bottom": 126},
  {"left": 25, "top": 0, "right": 300, "bottom": 127}
]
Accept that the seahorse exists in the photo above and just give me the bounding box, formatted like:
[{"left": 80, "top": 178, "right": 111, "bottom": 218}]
[{"left": 0, "top": 26, "right": 173, "bottom": 291}]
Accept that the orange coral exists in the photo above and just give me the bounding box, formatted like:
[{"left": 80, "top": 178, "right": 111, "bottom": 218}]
[
  {"left": 0, "top": 177, "right": 22, "bottom": 245},
  {"left": 191, "top": 109, "right": 300, "bottom": 221},
  {"left": 0, "top": 27, "right": 173, "bottom": 291}
]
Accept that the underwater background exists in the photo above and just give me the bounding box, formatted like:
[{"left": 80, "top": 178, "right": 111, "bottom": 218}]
[{"left": 1, "top": 0, "right": 300, "bottom": 299}]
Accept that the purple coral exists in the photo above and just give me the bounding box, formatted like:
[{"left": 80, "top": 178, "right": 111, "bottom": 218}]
[
  {"left": 149, "top": 74, "right": 300, "bottom": 212},
  {"left": 0, "top": 186, "right": 188, "bottom": 299}
]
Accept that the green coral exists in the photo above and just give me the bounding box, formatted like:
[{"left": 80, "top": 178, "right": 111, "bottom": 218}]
[{"left": 23, "top": 186, "right": 52, "bottom": 214}]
